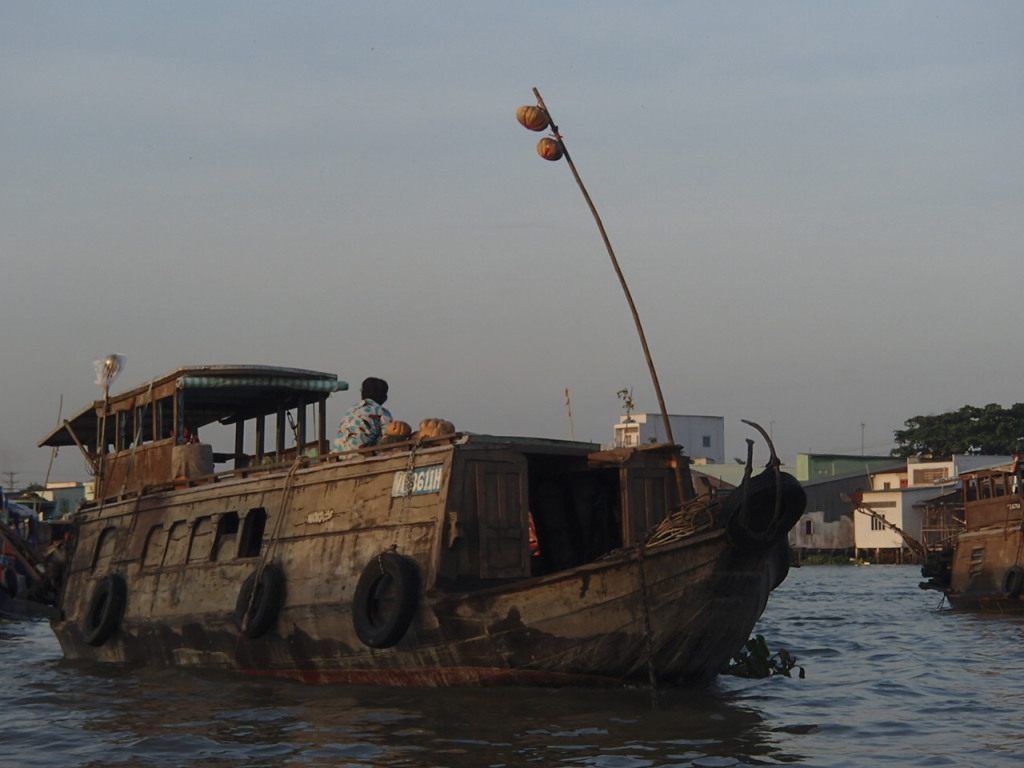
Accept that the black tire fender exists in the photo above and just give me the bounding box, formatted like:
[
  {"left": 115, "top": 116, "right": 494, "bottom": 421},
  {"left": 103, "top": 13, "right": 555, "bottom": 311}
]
[
  {"left": 353, "top": 551, "right": 419, "bottom": 649},
  {"left": 3, "top": 566, "right": 18, "bottom": 598},
  {"left": 235, "top": 563, "right": 285, "bottom": 639},
  {"left": 724, "top": 469, "right": 806, "bottom": 553},
  {"left": 84, "top": 573, "right": 128, "bottom": 647},
  {"left": 1001, "top": 566, "right": 1024, "bottom": 598}
]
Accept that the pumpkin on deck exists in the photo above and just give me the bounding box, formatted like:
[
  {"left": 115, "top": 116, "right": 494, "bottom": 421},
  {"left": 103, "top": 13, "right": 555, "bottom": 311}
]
[
  {"left": 413, "top": 418, "right": 455, "bottom": 439},
  {"left": 386, "top": 421, "right": 412, "bottom": 438},
  {"left": 516, "top": 105, "right": 550, "bottom": 132},
  {"left": 536, "top": 137, "right": 563, "bottom": 161},
  {"left": 379, "top": 420, "right": 413, "bottom": 445}
]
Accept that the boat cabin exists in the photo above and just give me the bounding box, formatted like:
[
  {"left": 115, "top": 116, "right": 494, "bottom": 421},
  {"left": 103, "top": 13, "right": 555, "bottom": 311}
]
[
  {"left": 39, "top": 365, "right": 349, "bottom": 501},
  {"left": 39, "top": 365, "right": 699, "bottom": 587},
  {"left": 960, "top": 460, "right": 1024, "bottom": 530}
]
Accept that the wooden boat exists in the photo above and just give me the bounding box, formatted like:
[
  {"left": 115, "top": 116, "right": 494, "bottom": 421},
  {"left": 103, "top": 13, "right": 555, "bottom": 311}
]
[
  {"left": 33, "top": 364, "right": 805, "bottom": 686},
  {"left": 920, "top": 459, "right": 1024, "bottom": 611},
  {"left": 1, "top": 500, "right": 65, "bottom": 621}
]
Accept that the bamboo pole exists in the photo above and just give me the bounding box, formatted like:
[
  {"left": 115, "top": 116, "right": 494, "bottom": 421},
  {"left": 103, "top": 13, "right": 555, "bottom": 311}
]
[{"left": 530, "top": 88, "right": 690, "bottom": 501}]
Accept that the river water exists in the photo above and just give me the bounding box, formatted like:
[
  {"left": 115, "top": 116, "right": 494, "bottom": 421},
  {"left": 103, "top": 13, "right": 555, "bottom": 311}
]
[{"left": 3, "top": 565, "right": 1022, "bottom": 767}]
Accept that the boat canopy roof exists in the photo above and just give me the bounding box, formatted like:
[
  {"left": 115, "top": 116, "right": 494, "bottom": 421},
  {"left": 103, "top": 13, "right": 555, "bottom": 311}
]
[
  {"left": 38, "top": 365, "right": 348, "bottom": 448},
  {"left": 955, "top": 458, "right": 1020, "bottom": 481}
]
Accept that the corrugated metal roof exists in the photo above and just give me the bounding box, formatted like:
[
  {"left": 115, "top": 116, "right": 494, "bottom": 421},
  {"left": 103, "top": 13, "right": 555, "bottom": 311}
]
[{"left": 38, "top": 365, "right": 348, "bottom": 448}]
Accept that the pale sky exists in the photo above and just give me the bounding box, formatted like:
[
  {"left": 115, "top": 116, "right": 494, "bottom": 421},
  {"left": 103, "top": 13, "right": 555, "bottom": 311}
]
[{"left": 3, "top": 2, "right": 1022, "bottom": 488}]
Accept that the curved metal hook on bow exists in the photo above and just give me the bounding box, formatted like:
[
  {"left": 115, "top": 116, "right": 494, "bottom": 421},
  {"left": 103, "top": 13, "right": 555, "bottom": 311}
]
[
  {"left": 741, "top": 419, "right": 780, "bottom": 468},
  {"left": 740, "top": 419, "right": 784, "bottom": 532}
]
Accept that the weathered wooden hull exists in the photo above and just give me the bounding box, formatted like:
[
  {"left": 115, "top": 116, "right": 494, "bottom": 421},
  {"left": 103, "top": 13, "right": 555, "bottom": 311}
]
[
  {"left": 53, "top": 531, "right": 785, "bottom": 687},
  {"left": 49, "top": 435, "right": 800, "bottom": 687},
  {"left": 1, "top": 514, "right": 64, "bottom": 622},
  {"left": 921, "top": 465, "right": 1024, "bottom": 612},
  {"left": 939, "top": 528, "right": 1024, "bottom": 613}
]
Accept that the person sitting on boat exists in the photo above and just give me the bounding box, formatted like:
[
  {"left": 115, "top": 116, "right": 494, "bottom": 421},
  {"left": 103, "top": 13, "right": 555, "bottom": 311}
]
[{"left": 333, "top": 377, "right": 393, "bottom": 453}]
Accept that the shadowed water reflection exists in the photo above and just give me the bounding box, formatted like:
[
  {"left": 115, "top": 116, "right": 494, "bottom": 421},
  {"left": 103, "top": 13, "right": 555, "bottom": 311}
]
[
  {"left": 23, "top": 661, "right": 793, "bottom": 767},
  {"left": 4, "top": 565, "right": 1024, "bottom": 767}
]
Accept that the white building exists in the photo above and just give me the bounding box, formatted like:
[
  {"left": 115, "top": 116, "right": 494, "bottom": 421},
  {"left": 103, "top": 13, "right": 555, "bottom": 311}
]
[
  {"left": 38, "top": 481, "right": 93, "bottom": 518},
  {"left": 854, "top": 455, "right": 1008, "bottom": 561},
  {"left": 613, "top": 413, "right": 725, "bottom": 464},
  {"left": 792, "top": 509, "right": 855, "bottom": 551}
]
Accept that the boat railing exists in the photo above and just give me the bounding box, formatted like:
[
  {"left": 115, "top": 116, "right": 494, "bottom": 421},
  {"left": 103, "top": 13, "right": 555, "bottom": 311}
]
[{"left": 90, "top": 433, "right": 465, "bottom": 503}]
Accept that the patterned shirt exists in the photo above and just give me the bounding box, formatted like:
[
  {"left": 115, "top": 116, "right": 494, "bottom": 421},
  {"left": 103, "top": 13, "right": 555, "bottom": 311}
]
[{"left": 333, "top": 399, "right": 393, "bottom": 452}]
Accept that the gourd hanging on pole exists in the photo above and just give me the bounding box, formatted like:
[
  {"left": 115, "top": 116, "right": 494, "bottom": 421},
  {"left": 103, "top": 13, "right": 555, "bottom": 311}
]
[{"left": 516, "top": 88, "right": 691, "bottom": 502}]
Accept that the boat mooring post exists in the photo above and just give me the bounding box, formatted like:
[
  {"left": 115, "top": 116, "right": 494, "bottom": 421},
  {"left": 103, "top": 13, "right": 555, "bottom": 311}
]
[{"left": 523, "top": 88, "right": 691, "bottom": 503}]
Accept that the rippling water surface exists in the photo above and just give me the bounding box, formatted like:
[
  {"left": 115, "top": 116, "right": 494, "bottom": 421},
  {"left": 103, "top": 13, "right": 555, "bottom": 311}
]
[{"left": 4, "top": 565, "right": 1023, "bottom": 767}]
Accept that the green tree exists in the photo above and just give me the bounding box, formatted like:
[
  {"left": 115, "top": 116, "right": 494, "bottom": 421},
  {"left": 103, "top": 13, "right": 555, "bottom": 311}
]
[
  {"left": 892, "top": 403, "right": 1024, "bottom": 457},
  {"left": 616, "top": 387, "right": 635, "bottom": 420}
]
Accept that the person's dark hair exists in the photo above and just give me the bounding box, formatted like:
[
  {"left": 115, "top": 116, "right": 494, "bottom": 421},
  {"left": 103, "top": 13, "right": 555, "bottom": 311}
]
[{"left": 361, "top": 377, "right": 388, "bottom": 405}]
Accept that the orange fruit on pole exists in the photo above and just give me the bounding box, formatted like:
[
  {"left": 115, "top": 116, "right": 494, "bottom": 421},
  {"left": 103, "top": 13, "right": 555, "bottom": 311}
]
[
  {"left": 516, "top": 105, "right": 550, "bottom": 132},
  {"left": 536, "top": 137, "right": 563, "bottom": 161}
]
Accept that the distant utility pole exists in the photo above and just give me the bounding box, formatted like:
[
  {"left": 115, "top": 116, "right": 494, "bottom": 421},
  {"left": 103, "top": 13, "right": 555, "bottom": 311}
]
[
  {"left": 564, "top": 388, "right": 576, "bottom": 440},
  {"left": 3, "top": 471, "right": 17, "bottom": 493},
  {"left": 861, "top": 423, "right": 866, "bottom": 455}
]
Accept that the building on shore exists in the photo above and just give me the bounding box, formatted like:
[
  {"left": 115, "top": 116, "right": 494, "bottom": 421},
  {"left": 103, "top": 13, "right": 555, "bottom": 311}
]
[
  {"left": 788, "top": 455, "right": 901, "bottom": 561},
  {"left": 605, "top": 415, "right": 1015, "bottom": 565},
  {"left": 4, "top": 481, "right": 93, "bottom": 521},
  {"left": 612, "top": 413, "right": 725, "bottom": 465},
  {"left": 851, "top": 455, "right": 1009, "bottom": 564}
]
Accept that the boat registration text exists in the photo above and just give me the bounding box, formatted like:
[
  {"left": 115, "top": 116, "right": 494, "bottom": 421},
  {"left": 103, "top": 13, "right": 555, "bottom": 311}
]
[{"left": 392, "top": 465, "right": 444, "bottom": 497}]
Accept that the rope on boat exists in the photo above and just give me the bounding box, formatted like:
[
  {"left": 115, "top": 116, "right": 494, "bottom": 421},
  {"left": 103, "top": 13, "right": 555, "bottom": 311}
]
[
  {"left": 264, "top": 457, "right": 303, "bottom": 564},
  {"left": 238, "top": 453, "right": 304, "bottom": 636},
  {"left": 644, "top": 494, "right": 720, "bottom": 547},
  {"left": 633, "top": 492, "right": 722, "bottom": 691},
  {"left": 636, "top": 541, "right": 658, "bottom": 691},
  {"left": 392, "top": 441, "right": 420, "bottom": 551}
]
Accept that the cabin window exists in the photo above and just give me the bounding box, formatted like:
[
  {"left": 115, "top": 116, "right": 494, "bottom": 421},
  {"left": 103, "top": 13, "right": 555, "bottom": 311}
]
[
  {"left": 870, "top": 515, "right": 887, "bottom": 531},
  {"left": 702, "top": 435, "right": 711, "bottom": 448},
  {"left": 187, "top": 516, "right": 216, "bottom": 563},
  {"left": 142, "top": 524, "right": 166, "bottom": 568},
  {"left": 99, "top": 417, "right": 115, "bottom": 455},
  {"left": 965, "top": 480, "right": 978, "bottom": 502},
  {"left": 238, "top": 508, "right": 267, "bottom": 558},
  {"left": 135, "top": 404, "right": 154, "bottom": 444},
  {"left": 156, "top": 396, "right": 175, "bottom": 440},
  {"left": 214, "top": 512, "right": 241, "bottom": 561},
  {"left": 802, "top": 519, "right": 813, "bottom": 536},
  {"left": 969, "top": 547, "right": 985, "bottom": 577},
  {"left": 92, "top": 526, "right": 120, "bottom": 571},
  {"left": 164, "top": 520, "right": 191, "bottom": 565},
  {"left": 117, "top": 411, "right": 133, "bottom": 451}
]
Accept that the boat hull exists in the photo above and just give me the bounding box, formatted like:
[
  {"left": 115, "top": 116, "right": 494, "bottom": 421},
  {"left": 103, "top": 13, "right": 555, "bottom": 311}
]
[
  {"left": 49, "top": 445, "right": 798, "bottom": 687},
  {"left": 52, "top": 526, "right": 787, "bottom": 687},
  {"left": 936, "top": 528, "right": 1024, "bottom": 612},
  {"left": 920, "top": 463, "right": 1024, "bottom": 613}
]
